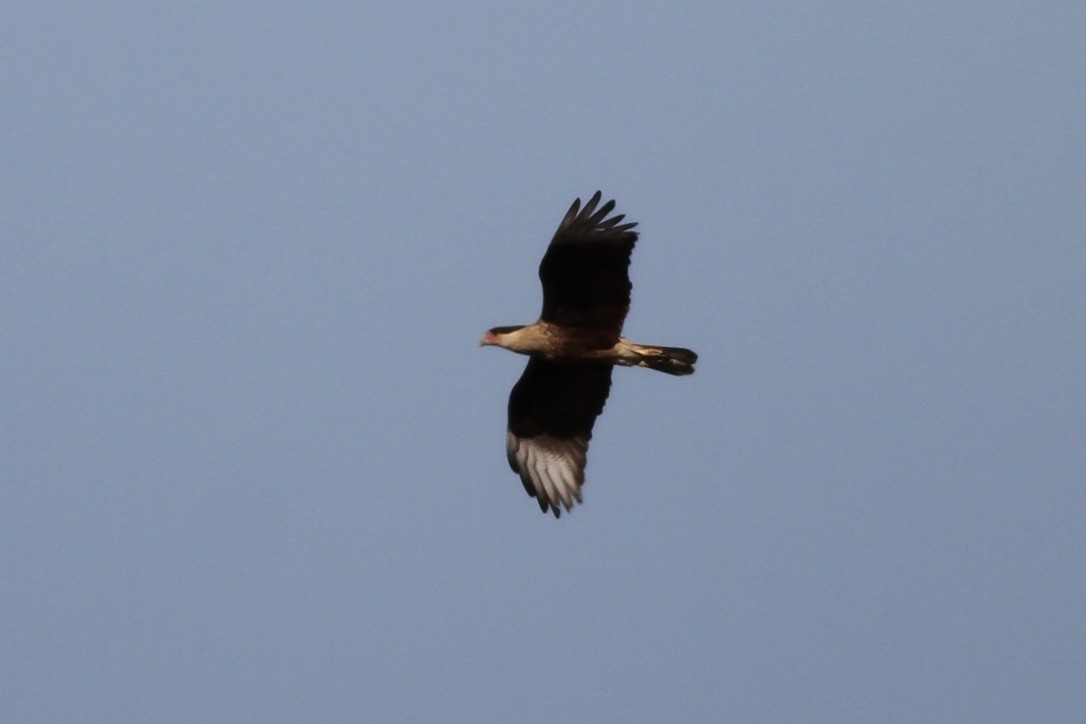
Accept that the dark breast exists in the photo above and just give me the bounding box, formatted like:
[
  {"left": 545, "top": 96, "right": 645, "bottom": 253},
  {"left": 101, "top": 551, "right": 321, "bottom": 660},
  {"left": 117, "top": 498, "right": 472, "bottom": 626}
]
[{"left": 538, "top": 323, "right": 616, "bottom": 361}]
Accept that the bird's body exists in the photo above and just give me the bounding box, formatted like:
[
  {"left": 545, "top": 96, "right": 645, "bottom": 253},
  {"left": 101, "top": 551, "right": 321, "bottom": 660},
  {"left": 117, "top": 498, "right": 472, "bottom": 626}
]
[
  {"left": 484, "top": 324, "right": 695, "bottom": 372},
  {"left": 482, "top": 191, "right": 696, "bottom": 517}
]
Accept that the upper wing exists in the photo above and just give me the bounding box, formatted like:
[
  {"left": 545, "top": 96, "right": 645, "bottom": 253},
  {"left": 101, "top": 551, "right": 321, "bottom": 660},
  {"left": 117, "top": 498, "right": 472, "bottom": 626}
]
[
  {"left": 538, "top": 191, "right": 639, "bottom": 337},
  {"left": 506, "top": 357, "right": 613, "bottom": 517}
]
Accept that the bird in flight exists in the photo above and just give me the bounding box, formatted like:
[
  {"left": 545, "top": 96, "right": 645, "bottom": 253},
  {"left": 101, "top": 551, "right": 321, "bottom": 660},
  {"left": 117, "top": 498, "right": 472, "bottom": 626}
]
[{"left": 481, "top": 191, "right": 697, "bottom": 517}]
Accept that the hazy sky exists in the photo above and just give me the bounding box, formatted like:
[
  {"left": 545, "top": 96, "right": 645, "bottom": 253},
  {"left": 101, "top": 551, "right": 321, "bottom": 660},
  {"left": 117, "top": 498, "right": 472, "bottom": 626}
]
[{"left": 3, "top": 3, "right": 1084, "bottom": 722}]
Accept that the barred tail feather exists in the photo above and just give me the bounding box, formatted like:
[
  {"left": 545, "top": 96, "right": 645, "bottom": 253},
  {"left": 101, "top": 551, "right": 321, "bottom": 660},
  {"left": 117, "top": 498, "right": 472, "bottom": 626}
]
[{"left": 630, "top": 344, "right": 698, "bottom": 376}]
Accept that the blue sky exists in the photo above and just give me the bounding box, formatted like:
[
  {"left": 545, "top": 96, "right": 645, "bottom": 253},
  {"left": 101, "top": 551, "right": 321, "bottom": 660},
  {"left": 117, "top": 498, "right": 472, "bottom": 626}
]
[{"left": 3, "top": 3, "right": 1084, "bottom": 722}]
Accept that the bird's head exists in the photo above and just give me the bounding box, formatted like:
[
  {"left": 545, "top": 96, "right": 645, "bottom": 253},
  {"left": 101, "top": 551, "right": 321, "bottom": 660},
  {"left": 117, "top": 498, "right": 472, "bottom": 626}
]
[{"left": 480, "top": 325, "right": 525, "bottom": 348}]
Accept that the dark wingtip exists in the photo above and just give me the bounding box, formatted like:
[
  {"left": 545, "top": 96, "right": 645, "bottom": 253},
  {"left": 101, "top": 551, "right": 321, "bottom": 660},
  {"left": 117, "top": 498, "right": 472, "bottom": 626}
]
[
  {"left": 552, "top": 190, "right": 637, "bottom": 245},
  {"left": 561, "top": 196, "right": 582, "bottom": 227}
]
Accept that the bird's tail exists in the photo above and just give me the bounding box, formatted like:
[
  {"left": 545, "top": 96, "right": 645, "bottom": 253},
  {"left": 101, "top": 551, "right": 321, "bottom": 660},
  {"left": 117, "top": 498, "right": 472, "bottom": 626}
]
[{"left": 628, "top": 344, "right": 698, "bottom": 376}]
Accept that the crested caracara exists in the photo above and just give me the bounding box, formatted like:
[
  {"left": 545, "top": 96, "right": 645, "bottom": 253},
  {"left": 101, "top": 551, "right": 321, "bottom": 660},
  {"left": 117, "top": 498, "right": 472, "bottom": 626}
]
[{"left": 481, "top": 191, "right": 697, "bottom": 517}]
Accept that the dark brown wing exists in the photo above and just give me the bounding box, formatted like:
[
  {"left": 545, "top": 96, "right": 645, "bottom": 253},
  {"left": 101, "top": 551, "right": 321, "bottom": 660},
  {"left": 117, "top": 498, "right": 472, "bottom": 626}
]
[
  {"left": 538, "top": 191, "right": 639, "bottom": 338},
  {"left": 506, "top": 357, "right": 613, "bottom": 517}
]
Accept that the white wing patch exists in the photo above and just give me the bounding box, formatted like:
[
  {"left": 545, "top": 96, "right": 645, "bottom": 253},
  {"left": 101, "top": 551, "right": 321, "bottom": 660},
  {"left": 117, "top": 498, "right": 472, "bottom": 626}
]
[{"left": 507, "top": 431, "right": 588, "bottom": 517}]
